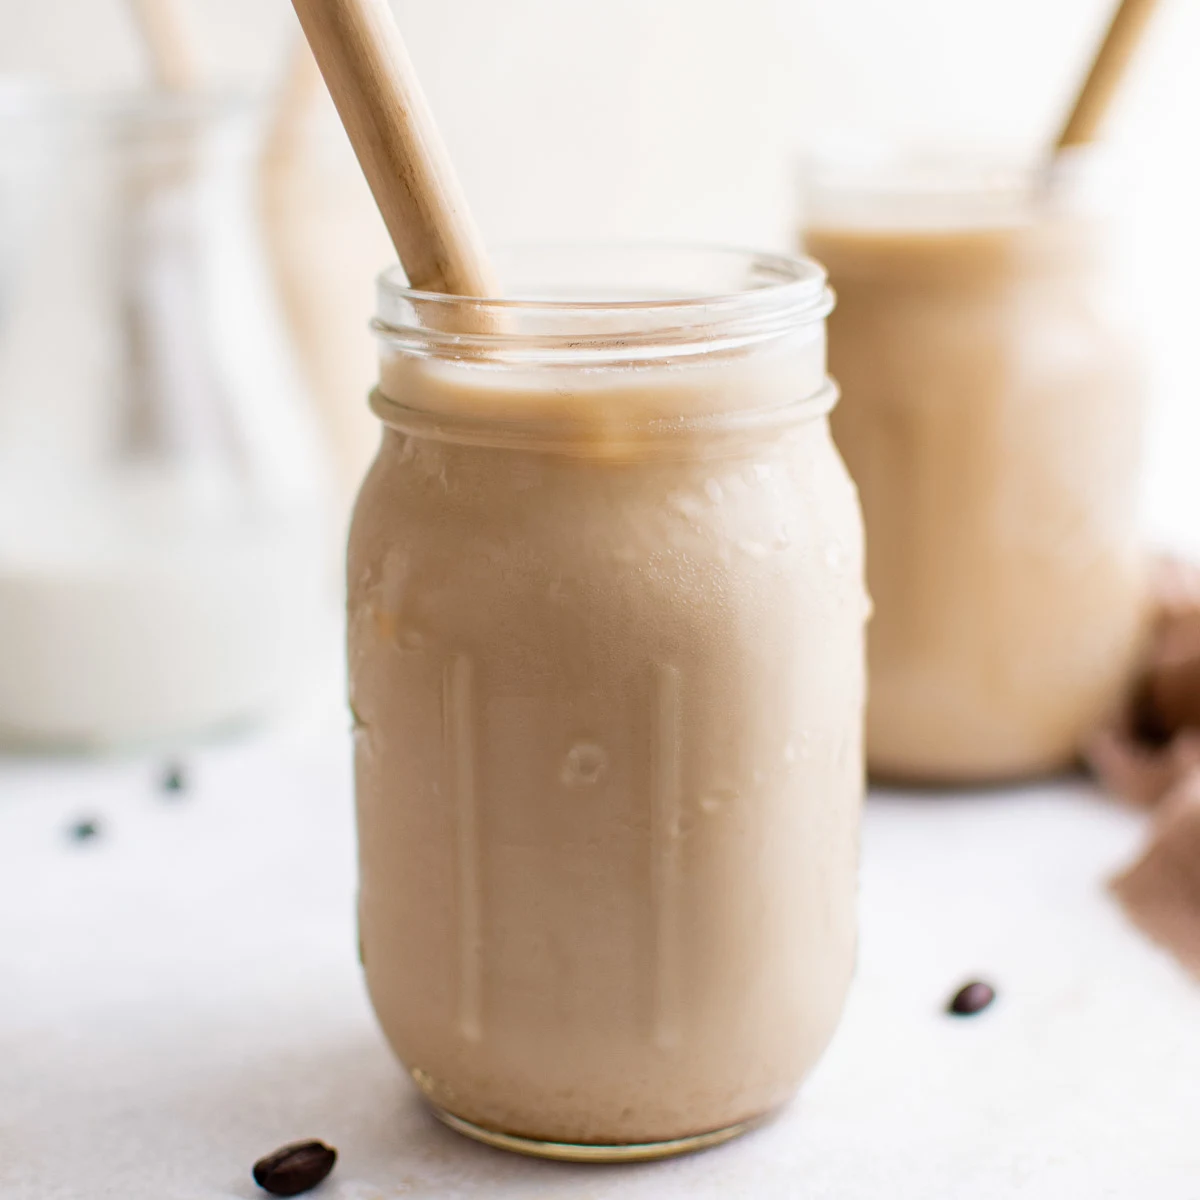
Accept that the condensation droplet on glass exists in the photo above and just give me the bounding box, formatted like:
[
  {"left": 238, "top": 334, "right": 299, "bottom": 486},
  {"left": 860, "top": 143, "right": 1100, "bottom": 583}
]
[
  {"left": 669, "top": 492, "right": 705, "bottom": 522},
  {"left": 351, "top": 706, "right": 373, "bottom": 754},
  {"left": 669, "top": 810, "right": 696, "bottom": 838},
  {"left": 561, "top": 742, "right": 608, "bottom": 787},
  {"left": 704, "top": 478, "right": 724, "bottom": 504},
  {"left": 700, "top": 787, "right": 738, "bottom": 814},
  {"left": 372, "top": 607, "right": 398, "bottom": 644},
  {"left": 398, "top": 626, "right": 426, "bottom": 651},
  {"left": 410, "top": 1067, "right": 436, "bottom": 1096},
  {"left": 835, "top": 737, "right": 852, "bottom": 772},
  {"left": 737, "top": 539, "right": 769, "bottom": 559}
]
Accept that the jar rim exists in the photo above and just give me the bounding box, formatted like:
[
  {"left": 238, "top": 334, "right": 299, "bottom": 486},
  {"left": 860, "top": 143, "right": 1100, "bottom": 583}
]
[
  {"left": 799, "top": 142, "right": 1112, "bottom": 228},
  {"left": 800, "top": 142, "right": 1104, "bottom": 193},
  {"left": 378, "top": 242, "right": 828, "bottom": 312},
  {"left": 374, "top": 243, "right": 832, "bottom": 363}
]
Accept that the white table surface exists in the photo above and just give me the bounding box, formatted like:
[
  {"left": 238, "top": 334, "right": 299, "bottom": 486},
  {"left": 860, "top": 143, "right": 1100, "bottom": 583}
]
[{"left": 3, "top": 692, "right": 1199, "bottom": 1200}]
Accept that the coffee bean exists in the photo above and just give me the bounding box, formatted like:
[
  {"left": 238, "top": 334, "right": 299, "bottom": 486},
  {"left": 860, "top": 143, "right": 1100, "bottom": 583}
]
[
  {"left": 68, "top": 819, "right": 100, "bottom": 843},
  {"left": 947, "top": 980, "right": 995, "bottom": 1016},
  {"left": 160, "top": 763, "right": 187, "bottom": 795},
  {"left": 252, "top": 1140, "right": 337, "bottom": 1196},
  {"left": 1131, "top": 678, "right": 1171, "bottom": 746}
]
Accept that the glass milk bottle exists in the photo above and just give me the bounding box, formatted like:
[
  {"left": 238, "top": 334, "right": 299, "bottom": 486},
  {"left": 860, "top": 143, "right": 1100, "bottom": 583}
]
[
  {"left": 0, "top": 90, "right": 332, "bottom": 748},
  {"left": 348, "top": 245, "right": 867, "bottom": 1159}
]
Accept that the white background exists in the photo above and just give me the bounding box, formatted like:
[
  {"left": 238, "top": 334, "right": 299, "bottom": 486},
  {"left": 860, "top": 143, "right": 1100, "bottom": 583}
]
[
  {"left": 4, "top": 0, "right": 1198, "bottom": 544},
  {"left": 5, "top": 0, "right": 1200, "bottom": 246},
  {"left": 3, "top": 6, "right": 1200, "bottom": 1197}
]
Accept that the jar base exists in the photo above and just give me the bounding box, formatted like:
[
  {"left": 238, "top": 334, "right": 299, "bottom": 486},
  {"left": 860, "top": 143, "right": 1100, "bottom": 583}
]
[
  {"left": 430, "top": 1105, "right": 767, "bottom": 1163},
  {"left": 867, "top": 758, "right": 1081, "bottom": 791}
]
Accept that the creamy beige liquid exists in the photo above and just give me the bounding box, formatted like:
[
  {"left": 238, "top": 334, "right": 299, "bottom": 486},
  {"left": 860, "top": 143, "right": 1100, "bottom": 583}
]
[
  {"left": 347, "top": 344, "right": 866, "bottom": 1147},
  {"left": 806, "top": 215, "right": 1147, "bottom": 783}
]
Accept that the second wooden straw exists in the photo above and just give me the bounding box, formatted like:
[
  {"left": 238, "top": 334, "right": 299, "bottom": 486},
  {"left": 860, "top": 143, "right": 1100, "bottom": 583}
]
[
  {"left": 127, "top": 0, "right": 200, "bottom": 93},
  {"left": 1054, "top": 0, "right": 1162, "bottom": 152}
]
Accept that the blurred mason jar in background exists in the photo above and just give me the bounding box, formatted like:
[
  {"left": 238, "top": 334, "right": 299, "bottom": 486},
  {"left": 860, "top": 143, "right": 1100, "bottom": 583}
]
[{"left": 801, "top": 147, "right": 1149, "bottom": 785}]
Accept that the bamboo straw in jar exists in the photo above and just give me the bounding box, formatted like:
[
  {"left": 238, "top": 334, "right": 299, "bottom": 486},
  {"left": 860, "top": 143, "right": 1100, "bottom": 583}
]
[{"left": 288, "top": 0, "right": 500, "bottom": 299}]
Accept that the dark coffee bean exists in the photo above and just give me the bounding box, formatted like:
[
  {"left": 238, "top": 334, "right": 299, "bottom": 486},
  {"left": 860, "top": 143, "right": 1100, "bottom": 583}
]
[
  {"left": 68, "top": 819, "right": 100, "bottom": 843},
  {"left": 948, "top": 980, "right": 995, "bottom": 1016},
  {"left": 252, "top": 1140, "right": 337, "bottom": 1196},
  {"left": 160, "top": 763, "right": 187, "bottom": 795},
  {"left": 1130, "top": 678, "right": 1171, "bottom": 746}
]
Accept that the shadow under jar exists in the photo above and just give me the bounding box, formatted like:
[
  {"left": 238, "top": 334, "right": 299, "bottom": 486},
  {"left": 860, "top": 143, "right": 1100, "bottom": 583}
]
[
  {"left": 802, "top": 151, "right": 1150, "bottom": 785},
  {"left": 348, "top": 245, "right": 867, "bottom": 1160}
]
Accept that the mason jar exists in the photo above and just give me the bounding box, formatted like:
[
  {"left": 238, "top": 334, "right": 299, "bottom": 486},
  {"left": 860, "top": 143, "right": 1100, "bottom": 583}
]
[
  {"left": 348, "top": 245, "right": 867, "bottom": 1160},
  {"left": 802, "top": 151, "right": 1149, "bottom": 784}
]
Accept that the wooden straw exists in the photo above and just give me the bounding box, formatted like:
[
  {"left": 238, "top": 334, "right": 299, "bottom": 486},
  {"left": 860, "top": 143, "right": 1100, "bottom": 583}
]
[
  {"left": 1055, "top": 0, "right": 1162, "bottom": 151},
  {"left": 127, "top": 0, "right": 200, "bottom": 93},
  {"left": 289, "top": 0, "right": 499, "bottom": 298}
]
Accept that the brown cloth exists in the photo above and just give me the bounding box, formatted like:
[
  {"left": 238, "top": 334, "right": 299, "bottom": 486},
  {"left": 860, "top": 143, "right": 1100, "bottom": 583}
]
[{"left": 1083, "top": 558, "right": 1200, "bottom": 976}]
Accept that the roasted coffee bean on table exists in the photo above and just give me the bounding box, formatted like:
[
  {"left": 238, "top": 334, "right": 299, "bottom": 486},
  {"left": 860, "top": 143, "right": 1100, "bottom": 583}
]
[
  {"left": 252, "top": 1140, "right": 337, "bottom": 1197},
  {"left": 67, "top": 819, "right": 101, "bottom": 843},
  {"left": 947, "top": 980, "right": 996, "bottom": 1016},
  {"left": 159, "top": 762, "right": 187, "bottom": 795}
]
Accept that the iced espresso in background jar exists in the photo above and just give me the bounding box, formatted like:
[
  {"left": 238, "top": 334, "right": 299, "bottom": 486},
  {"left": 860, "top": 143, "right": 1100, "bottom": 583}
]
[
  {"left": 348, "top": 246, "right": 867, "bottom": 1159},
  {"left": 802, "top": 152, "right": 1149, "bottom": 784}
]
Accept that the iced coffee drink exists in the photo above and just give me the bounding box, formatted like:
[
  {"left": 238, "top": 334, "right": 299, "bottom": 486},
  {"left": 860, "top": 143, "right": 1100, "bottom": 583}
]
[
  {"left": 804, "top": 155, "right": 1148, "bottom": 783},
  {"left": 348, "top": 246, "right": 867, "bottom": 1158}
]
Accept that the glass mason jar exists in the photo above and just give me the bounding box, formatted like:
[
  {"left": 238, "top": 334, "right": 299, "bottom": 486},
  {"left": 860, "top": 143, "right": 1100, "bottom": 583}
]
[
  {"left": 801, "top": 151, "right": 1149, "bottom": 784},
  {"left": 348, "top": 245, "right": 867, "bottom": 1160},
  {"left": 0, "top": 88, "right": 332, "bottom": 748}
]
